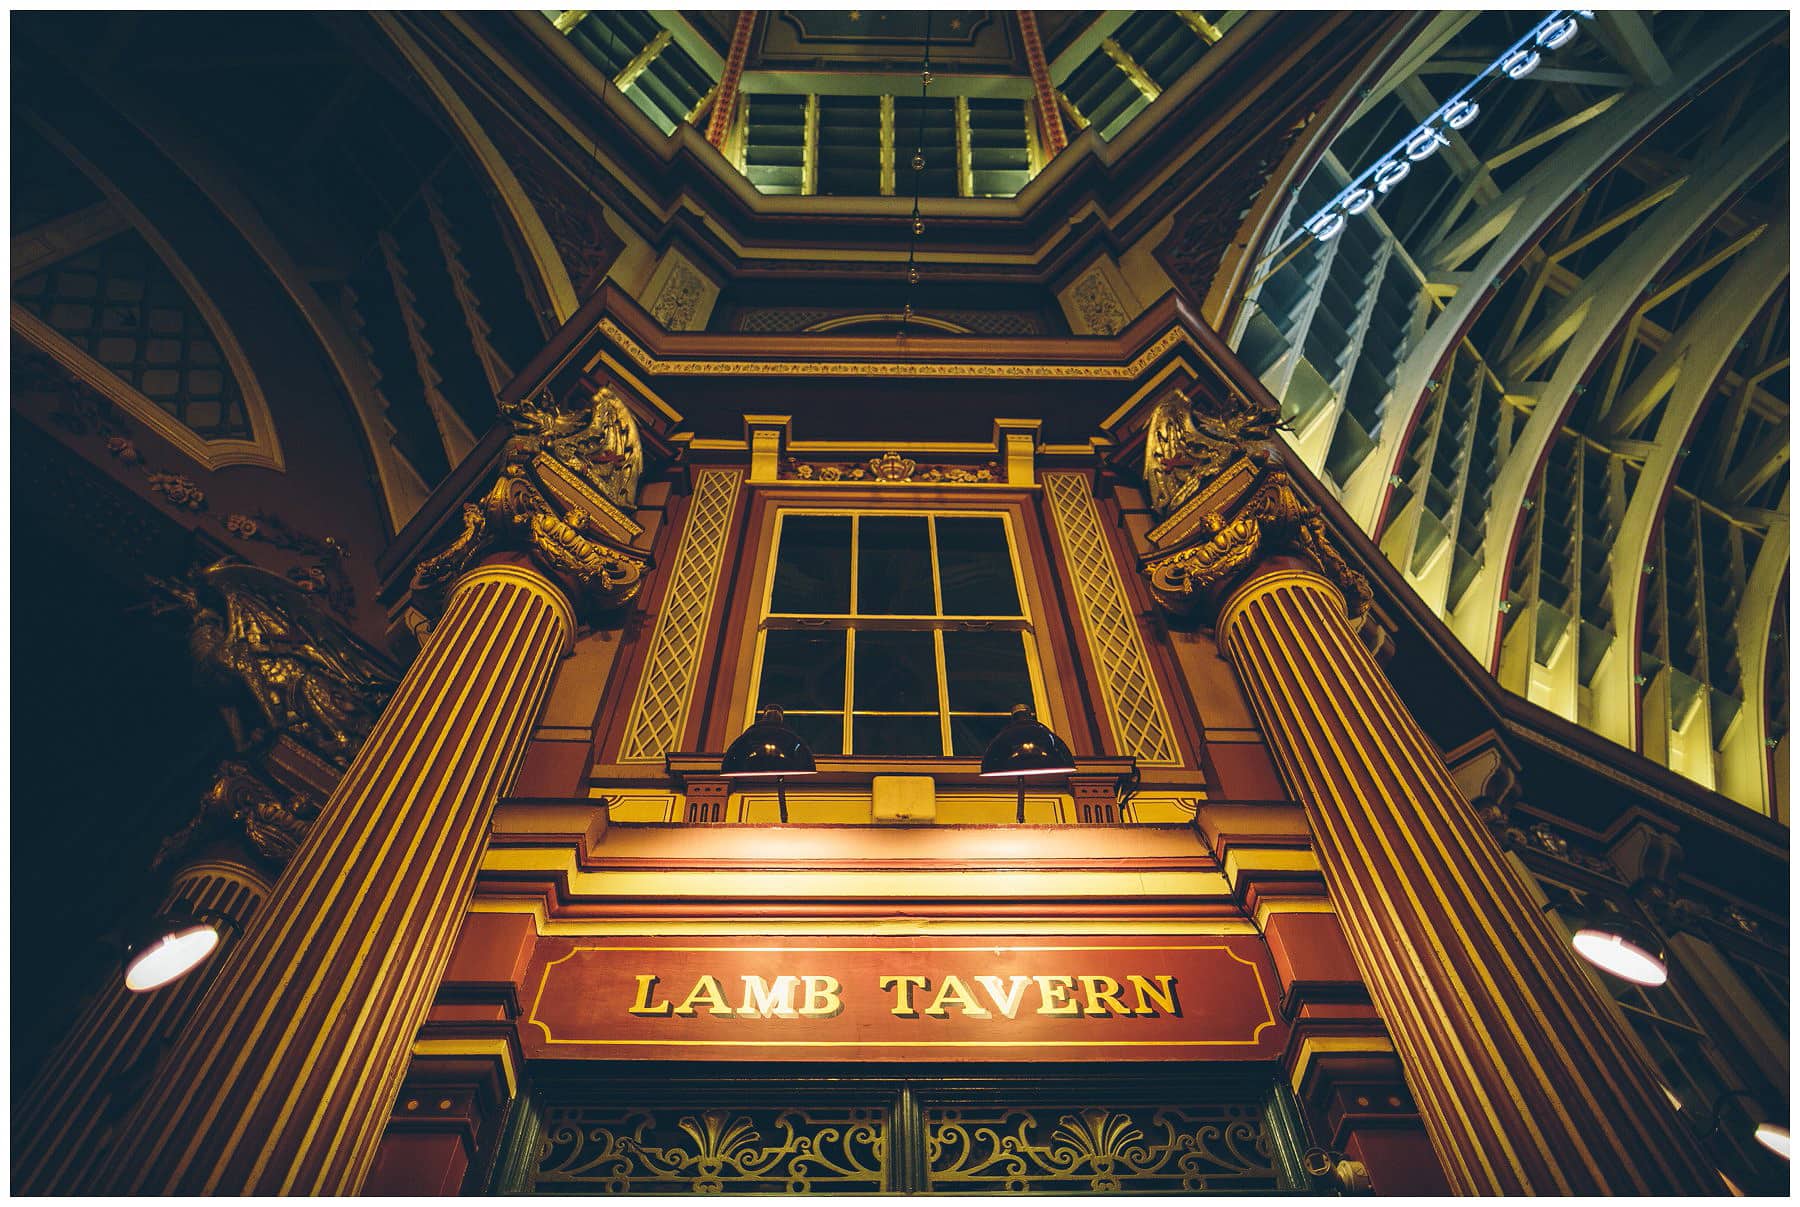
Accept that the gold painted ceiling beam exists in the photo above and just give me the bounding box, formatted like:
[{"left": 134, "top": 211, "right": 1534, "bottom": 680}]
[{"left": 613, "top": 27, "right": 671, "bottom": 92}]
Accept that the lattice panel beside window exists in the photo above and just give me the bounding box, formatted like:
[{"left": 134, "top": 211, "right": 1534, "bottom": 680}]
[
  {"left": 1041, "top": 472, "right": 1180, "bottom": 765},
  {"left": 618, "top": 470, "right": 742, "bottom": 761},
  {"left": 13, "top": 229, "right": 252, "bottom": 440}
]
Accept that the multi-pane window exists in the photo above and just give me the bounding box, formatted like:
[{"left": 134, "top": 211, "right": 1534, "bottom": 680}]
[{"left": 751, "top": 511, "right": 1043, "bottom": 757}]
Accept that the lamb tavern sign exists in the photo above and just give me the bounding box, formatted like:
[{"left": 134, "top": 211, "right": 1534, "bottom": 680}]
[{"left": 522, "top": 936, "right": 1285, "bottom": 1062}]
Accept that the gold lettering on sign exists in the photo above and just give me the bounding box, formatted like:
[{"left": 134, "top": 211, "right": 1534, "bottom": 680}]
[
  {"left": 880, "top": 974, "right": 930, "bottom": 1016},
  {"left": 798, "top": 975, "right": 844, "bottom": 1018},
  {"left": 737, "top": 975, "right": 799, "bottom": 1018},
  {"left": 922, "top": 975, "right": 992, "bottom": 1019},
  {"left": 1034, "top": 975, "right": 1081, "bottom": 1016},
  {"left": 975, "top": 974, "right": 1033, "bottom": 1019},
  {"left": 672, "top": 975, "right": 734, "bottom": 1016},
  {"left": 628, "top": 974, "right": 672, "bottom": 1016},
  {"left": 627, "top": 971, "right": 1184, "bottom": 1020},
  {"left": 1079, "top": 975, "right": 1130, "bottom": 1016},
  {"left": 1127, "top": 974, "right": 1178, "bottom": 1016}
]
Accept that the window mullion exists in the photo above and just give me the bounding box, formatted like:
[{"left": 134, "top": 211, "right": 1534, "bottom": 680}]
[
  {"left": 934, "top": 630, "right": 952, "bottom": 755},
  {"left": 843, "top": 625, "right": 857, "bottom": 755},
  {"left": 927, "top": 515, "right": 945, "bottom": 615}
]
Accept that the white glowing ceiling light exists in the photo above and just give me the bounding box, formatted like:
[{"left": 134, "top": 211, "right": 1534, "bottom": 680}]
[
  {"left": 124, "top": 923, "right": 222, "bottom": 992},
  {"left": 1570, "top": 926, "right": 1669, "bottom": 987},
  {"left": 1279, "top": 10, "right": 1591, "bottom": 253}
]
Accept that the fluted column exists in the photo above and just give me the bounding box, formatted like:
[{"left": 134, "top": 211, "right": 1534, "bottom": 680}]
[
  {"left": 12, "top": 858, "right": 270, "bottom": 1194},
  {"left": 1217, "top": 563, "right": 1723, "bottom": 1195},
  {"left": 88, "top": 561, "right": 574, "bottom": 1195}
]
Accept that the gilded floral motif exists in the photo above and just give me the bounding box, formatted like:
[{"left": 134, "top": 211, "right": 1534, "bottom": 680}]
[
  {"left": 925, "top": 1104, "right": 1278, "bottom": 1193},
  {"left": 535, "top": 1106, "right": 887, "bottom": 1193},
  {"left": 784, "top": 454, "right": 1000, "bottom": 485}
]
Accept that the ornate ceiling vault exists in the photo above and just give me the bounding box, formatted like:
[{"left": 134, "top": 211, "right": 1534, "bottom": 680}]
[{"left": 1235, "top": 11, "right": 1790, "bottom": 815}]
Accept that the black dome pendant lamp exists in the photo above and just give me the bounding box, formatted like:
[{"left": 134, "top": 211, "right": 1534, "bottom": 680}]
[{"left": 979, "top": 704, "right": 1078, "bottom": 822}]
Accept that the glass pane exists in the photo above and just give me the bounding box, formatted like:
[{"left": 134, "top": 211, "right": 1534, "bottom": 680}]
[
  {"left": 759, "top": 630, "right": 847, "bottom": 712},
  {"left": 936, "top": 516, "right": 1021, "bottom": 615},
  {"left": 949, "top": 713, "right": 1010, "bottom": 757},
  {"left": 852, "top": 713, "right": 942, "bottom": 756},
  {"left": 771, "top": 515, "right": 852, "bottom": 613},
  {"left": 943, "top": 631, "right": 1033, "bottom": 713},
  {"left": 853, "top": 630, "right": 938, "bottom": 712},
  {"left": 784, "top": 712, "right": 844, "bottom": 757},
  {"left": 856, "top": 515, "right": 934, "bottom": 615}
]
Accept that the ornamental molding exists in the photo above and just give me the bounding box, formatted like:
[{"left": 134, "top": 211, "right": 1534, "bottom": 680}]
[
  {"left": 412, "top": 384, "right": 651, "bottom": 618},
  {"left": 596, "top": 316, "right": 1189, "bottom": 380},
  {"left": 783, "top": 452, "right": 1002, "bottom": 485},
  {"left": 1139, "top": 387, "right": 1370, "bottom": 622}
]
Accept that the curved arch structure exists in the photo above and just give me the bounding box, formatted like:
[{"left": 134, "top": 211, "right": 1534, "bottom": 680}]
[
  {"left": 1232, "top": 10, "right": 1790, "bottom": 814},
  {"left": 14, "top": 115, "right": 285, "bottom": 474}
]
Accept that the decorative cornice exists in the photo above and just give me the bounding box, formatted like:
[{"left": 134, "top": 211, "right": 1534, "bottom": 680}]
[{"left": 597, "top": 314, "right": 1189, "bottom": 380}]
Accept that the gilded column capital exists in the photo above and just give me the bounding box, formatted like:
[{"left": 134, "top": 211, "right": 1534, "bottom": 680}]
[
  {"left": 1138, "top": 388, "right": 1370, "bottom": 623},
  {"left": 411, "top": 384, "right": 652, "bottom": 622}
]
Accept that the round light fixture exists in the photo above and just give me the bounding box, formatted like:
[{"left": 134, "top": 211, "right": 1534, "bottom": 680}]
[
  {"left": 1753, "top": 1122, "right": 1790, "bottom": 1160},
  {"left": 979, "top": 704, "right": 1077, "bottom": 778},
  {"left": 980, "top": 704, "right": 1078, "bottom": 822},
  {"left": 1570, "top": 916, "right": 1668, "bottom": 987},
  {"left": 123, "top": 908, "right": 226, "bottom": 992},
  {"left": 720, "top": 705, "right": 817, "bottom": 821}
]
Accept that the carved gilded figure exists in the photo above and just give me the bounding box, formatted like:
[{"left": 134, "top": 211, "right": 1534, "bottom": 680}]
[
  {"left": 1139, "top": 387, "right": 1370, "bottom": 620},
  {"left": 155, "top": 760, "right": 322, "bottom": 870},
  {"left": 414, "top": 384, "right": 650, "bottom": 611},
  {"left": 150, "top": 559, "right": 397, "bottom": 761}
]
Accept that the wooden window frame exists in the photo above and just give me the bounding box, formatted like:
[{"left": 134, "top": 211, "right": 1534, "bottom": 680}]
[{"left": 748, "top": 506, "right": 1051, "bottom": 758}]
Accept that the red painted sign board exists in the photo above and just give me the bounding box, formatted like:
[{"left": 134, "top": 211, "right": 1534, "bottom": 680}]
[{"left": 521, "top": 935, "right": 1285, "bottom": 1062}]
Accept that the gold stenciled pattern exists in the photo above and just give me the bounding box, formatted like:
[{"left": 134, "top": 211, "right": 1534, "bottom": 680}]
[
  {"left": 1042, "top": 472, "right": 1181, "bottom": 765},
  {"left": 924, "top": 1104, "right": 1279, "bottom": 1193},
  {"left": 619, "top": 469, "right": 742, "bottom": 761},
  {"left": 535, "top": 1106, "right": 888, "bottom": 1193}
]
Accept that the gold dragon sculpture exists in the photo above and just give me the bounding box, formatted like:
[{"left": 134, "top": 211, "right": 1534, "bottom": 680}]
[
  {"left": 1140, "top": 386, "right": 1371, "bottom": 621},
  {"left": 411, "top": 383, "right": 650, "bottom": 612}
]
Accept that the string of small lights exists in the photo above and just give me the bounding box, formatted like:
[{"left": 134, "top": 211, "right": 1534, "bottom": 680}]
[{"left": 899, "top": 13, "right": 934, "bottom": 340}]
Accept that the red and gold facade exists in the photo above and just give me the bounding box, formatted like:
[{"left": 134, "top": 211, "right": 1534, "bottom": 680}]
[{"left": 11, "top": 9, "right": 1788, "bottom": 1201}]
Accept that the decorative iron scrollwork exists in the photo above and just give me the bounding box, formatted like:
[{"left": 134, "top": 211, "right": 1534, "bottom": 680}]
[
  {"left": 924, "top": 1104, "right": 1279, "bottom": 1194},
  {"left": 534, "top": 1106, "right": 888, "bottom": 1194}
]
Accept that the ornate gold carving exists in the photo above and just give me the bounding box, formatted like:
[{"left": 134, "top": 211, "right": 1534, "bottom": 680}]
[
  {"left": 1042, "top": 472, "right": 1182, "bottom": 766},
  {"left": 501, "top": 383, "right": 642, "bottom": 509},
  {"left": 146, "top": 470, "right": 206, "bottom": 510},
  {"left": 150, "top": 559, "right": 396, "bottom": 760},
  {"left": 1145, "top": 387, "right": 1284, "bottom": 517},
  {"left": 1141, "top": 389, "right": 1370, "bottom": 621},
  {"left": 650, "top": 258, "right": 709, "bottom": 332},
  {"left": 411, "top": 385, "right": 649, "bottom": 615},
  {"left": 156, "top": 760, "right": 322, "bottom": 871},
  {"left": 784, "top": 453, "right": 1000, "bottom": 484},
  {"left": 924, "top": 1104, "right": 1278, "bottom": 1192},
  {"left": 1070, "top": 268, "right": 1130, "bottom": 336},
  {"left": 536, "top": 1106, "right": 888, "bottom": 1193}
]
